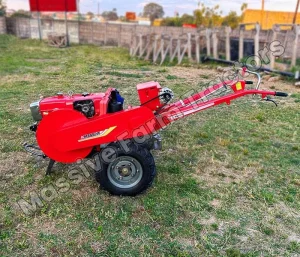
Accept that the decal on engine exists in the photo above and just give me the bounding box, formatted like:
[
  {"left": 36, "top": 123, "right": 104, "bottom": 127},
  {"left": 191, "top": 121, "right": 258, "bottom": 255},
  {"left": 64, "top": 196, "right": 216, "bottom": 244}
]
[{"left": 78, "top": 126, "right": 117, "bottom": 142}]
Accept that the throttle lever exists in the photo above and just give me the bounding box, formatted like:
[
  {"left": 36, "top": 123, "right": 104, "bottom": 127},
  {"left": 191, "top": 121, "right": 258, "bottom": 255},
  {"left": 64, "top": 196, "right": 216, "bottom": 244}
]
[{"left": 264, "top": 96, "right": 278, "bottom": 107}]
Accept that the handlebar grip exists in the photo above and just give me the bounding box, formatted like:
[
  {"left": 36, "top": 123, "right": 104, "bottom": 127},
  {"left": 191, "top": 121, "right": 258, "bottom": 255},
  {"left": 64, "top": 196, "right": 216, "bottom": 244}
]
[
  {"left": 245, "top": 80, "right": 254, "bottom": 84},
  {"left": 275, "top": 92, "right": 288, "bottom": 97}
]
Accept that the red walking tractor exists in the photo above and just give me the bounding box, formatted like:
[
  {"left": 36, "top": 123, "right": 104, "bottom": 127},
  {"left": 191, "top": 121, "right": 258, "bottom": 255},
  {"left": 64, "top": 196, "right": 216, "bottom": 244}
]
[{"left": 24, "top": 68, "right": 288, "bottom": 195}]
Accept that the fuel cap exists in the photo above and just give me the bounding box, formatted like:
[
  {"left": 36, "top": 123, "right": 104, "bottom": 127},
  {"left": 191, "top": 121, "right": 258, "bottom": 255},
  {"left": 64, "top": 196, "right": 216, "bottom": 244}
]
[{"left": 57, "top": 92, "right": 63, "bottom": 98}]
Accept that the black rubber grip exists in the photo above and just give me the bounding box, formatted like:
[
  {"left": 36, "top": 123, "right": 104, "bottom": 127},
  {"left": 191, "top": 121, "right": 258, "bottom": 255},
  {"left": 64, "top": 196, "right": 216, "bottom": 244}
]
[
  {"left": 245, "top": 80, "right": 254, "bottom": 84},
  {"left": 275, "top": 92, "right": 288, "bottom": 97}
]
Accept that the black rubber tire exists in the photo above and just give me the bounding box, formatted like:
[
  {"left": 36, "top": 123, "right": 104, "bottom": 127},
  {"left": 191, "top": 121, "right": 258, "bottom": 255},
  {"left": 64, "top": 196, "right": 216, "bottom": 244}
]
[{"left": 95, "top": 143, "right": 156, "bottom": 196}]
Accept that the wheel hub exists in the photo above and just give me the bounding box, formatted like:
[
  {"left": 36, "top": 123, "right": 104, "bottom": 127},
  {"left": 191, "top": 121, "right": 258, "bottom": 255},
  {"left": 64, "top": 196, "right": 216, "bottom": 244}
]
[
  {"left": 119, "top": 165, "right": 131, "bottom": 176},
  {"left": 107, "top": 156, "right": 143, "bottom": 189}
]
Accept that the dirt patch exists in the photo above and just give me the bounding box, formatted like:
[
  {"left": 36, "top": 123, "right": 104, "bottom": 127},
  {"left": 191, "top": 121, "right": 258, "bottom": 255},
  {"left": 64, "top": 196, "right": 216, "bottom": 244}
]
[
  {"left": 261, "top": 77, "right": 300, "bottom": 94},
  {"left": 169, "top": 66, "right": 300, "bottom": 94},
  {"left": 0, "top": 152, "right": 29, "bottom": 178},
  {"left": 72, "top": 185, "right": 98, "bottom": 201},
  {"left": 288, "top": 234, "right": 300, "bottom": 243},
  {"left": 26, "top": 59, "right": 59, "bottom": 63},
  {"left": 210, "top": 199, "right": 221, "bottom": 208},
  {"left": 169, "top": 66, "right": 217, "bottom": 85},
  {"left": 193, "top": 159, "right": 259, "bottom": 186},
  {"left": 42, "top": 66, "right": 61, "bottom": 72},
  {"left": 0, "top": 74, "right": 38, "bottom": 85}
]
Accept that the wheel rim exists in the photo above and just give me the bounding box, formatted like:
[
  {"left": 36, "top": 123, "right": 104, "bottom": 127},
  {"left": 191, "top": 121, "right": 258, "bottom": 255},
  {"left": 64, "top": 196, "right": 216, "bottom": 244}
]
[{"left": 107, "top": 156, "right": 143, "bottom": 189}]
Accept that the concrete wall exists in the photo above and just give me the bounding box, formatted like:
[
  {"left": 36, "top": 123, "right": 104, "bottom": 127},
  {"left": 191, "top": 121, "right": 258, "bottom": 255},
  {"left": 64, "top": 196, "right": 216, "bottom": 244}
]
[
  {"left": 4, "top": 17, "right": 300, "bottom": 59},
  {"left": 0, "top": 17, "right": 6, "bottom": 34}
]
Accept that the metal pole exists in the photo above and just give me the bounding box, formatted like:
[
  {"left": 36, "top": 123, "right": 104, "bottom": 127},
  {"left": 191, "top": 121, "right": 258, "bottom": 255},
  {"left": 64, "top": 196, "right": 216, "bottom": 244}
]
[
  {"left": 65, "top": 0, "right": 69, "bottom": 46},
  {"left": 77, "top": 0, "right": 80, "bottom": 43},
  {"left": 36, "top": 0, "right": 42, "bottom": 40},
  {"left": 293, "top": 0, "right": 300, "bottom": 24}
]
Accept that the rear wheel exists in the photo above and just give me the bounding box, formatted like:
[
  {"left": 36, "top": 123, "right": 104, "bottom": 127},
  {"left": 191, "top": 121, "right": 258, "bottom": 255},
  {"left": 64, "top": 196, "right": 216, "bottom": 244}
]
[{"left": 95, "top": 143, "right": 156, "bottom": 196}]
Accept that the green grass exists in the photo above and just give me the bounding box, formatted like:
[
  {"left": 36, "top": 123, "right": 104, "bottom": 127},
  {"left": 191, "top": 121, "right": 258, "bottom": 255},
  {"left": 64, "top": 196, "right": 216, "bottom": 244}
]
[{"left": 0, "top": 35, "right": 299, "bottom": 256}]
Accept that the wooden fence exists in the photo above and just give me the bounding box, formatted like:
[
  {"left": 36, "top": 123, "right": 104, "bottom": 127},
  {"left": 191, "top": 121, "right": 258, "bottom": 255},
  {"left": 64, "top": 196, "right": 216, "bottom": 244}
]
[{"left": 3, "top": 17, "right": 300, "bottom": 70}]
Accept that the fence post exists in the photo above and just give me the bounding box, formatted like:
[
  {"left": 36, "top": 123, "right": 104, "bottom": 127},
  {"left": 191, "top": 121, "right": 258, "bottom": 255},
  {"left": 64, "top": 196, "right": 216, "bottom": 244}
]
[
  {"left": 104, "top": 23, "right": 107, "bottom": 45},
  {"left": 177, "top": 38, "right": 181, "bottom": 61},
  {"left": 239, "top": 24, "right": 245, "bottom": 61},
  {"left": 291, "top": 25, "right": 300, "bottom": 67},
  {"left": 153, "top": 35, "right": 159, "bottom": 62},
  {"left": 91, "top": 21, "right": 94, "bottom": 44},
  {"left": 118, "top": 24, "right": 122, "bottom": 47},
  {"left": 270, "top": 24, "right": 279, "bottom": 69},
  {"left": 225, "top": 26, "right": 231, "bottom": 61},
  {"left": 139, "top": 34, "right": 143, "bottom": 57},
  {"left": 206, "top": 29, "right": 211, "bottom": 56},
  {"left": 195, "top": 35, "right": 200, "bottom": 63},
  {"left": 212, "top": 30, "right": 218, "bottom": 59},
  {"left": 187, "top": 33, "right": 192, "bottom": 60},
  {"left": 254, "top": 23, "right": 260, "bottom": 65}
]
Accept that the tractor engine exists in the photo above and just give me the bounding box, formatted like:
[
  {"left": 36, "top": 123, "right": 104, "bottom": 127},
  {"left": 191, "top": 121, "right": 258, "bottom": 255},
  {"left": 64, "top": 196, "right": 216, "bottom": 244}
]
[{"left": 29, "top": 88, "right": 125, "bottom": 126}]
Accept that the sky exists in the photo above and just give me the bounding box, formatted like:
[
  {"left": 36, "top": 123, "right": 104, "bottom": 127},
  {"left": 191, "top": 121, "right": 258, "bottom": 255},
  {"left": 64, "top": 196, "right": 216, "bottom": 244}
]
[{"left": 5, "top": 0, "right": 300, "bottom": 16}]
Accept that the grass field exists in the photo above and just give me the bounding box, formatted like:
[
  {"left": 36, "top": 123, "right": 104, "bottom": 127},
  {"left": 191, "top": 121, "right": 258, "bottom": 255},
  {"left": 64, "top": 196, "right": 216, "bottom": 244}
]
[{"left": 0, "top": 35, "right": 299, "bottom": 256}]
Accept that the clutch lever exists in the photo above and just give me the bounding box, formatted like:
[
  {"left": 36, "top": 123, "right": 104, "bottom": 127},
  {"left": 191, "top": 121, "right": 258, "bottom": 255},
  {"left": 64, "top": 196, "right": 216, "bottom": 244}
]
[{"left": 264, "top": 96, "right": 278, "bottom": 107}]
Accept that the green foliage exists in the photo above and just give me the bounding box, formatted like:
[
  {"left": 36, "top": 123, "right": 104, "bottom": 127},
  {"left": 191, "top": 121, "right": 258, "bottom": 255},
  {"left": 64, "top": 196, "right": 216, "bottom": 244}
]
[
  {"left": 222, "top": 11, "right": 241, "bottom": 29},
  {"left": 143, "top": 2, "right": 164, "bottom": 22},
  {"left": 10, "top": 10, "right": 31, "bottom": 18},
  {"left": 102, "top": 9, "right": 118, "bottom": 21},
  {"left": 194, "top": 4, "right": 223, "bottom": 28},
  {"left": 86, "top": 12, "right": 94, "bottom": 19},
  {"left": 0, "top": 0, "right": 6, "bottom": 16},
  {"left": 161, "top": 13, "right": 194, "bottom": 27},
  {"left": 162, "top": 2, "right": 248, "bottom": 29}
]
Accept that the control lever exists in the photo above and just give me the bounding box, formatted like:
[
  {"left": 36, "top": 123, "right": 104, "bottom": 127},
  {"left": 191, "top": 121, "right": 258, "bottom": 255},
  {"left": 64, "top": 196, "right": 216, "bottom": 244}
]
[{"left": 264, "top": 96, "right": 278, "bottom": 107}]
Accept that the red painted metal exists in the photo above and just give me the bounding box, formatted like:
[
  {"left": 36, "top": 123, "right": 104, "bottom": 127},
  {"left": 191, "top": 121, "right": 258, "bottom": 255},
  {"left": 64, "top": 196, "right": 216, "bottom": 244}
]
[
  {"left": 137, "top": 81, "right": 162, "bottom": 111},
  {"left": 34, "top": 77, "right": 281, "bottom": 163},
  {"left": 29, "top": 0, "right": 77, "bottom": 12}
]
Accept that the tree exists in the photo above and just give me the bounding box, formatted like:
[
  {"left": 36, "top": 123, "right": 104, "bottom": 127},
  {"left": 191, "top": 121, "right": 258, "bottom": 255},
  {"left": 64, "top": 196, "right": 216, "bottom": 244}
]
[
  {"left": 240, "top": 2, "right": 248, "bottom": 23},
  {"left": 161, "top": 17, "right": 182, "bottom": 27},
  {"left": 102, "top": 9, "right": 118, "bottom": 21},
  {"left": 222, "top": 3, "right": 248, "bottom": 29},
  {"left": 142, "top": 3, "right": 164, "bottom": 23},
  {"left": 194, "top": 4, "right": 205, "bottom": 27},
  {"left": 11, "top": 9, "right": 31, "bottom": 18},
  {"left": 161, "top": 13, "right": 195, "bottom": 27},
  {"left": 0, "top": 0, "right": 6, "bottom": 16},
  {"left": 181, "top": 14, "right": 194, "bottom": 24},
  {"left": 222, "top": 11, "right": 240, "bottom": 29},
  {"left": 194, "top": 4, "right": 223, "bottom": 27},
  {"left": 87, "top": 11, "right": 94, "bottom": 20}
]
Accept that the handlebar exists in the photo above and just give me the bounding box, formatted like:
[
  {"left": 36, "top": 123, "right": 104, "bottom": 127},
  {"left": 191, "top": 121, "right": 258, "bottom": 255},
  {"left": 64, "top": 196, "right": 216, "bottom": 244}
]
[
  {"left": 275, "top": 92, "right": 288, "bottom": 97},
  {"left": 243, "top": 69, "right": 262, "bottom": 90},
  {"left": 237, "top": 68, "right": 288, "bottom": 98}
]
